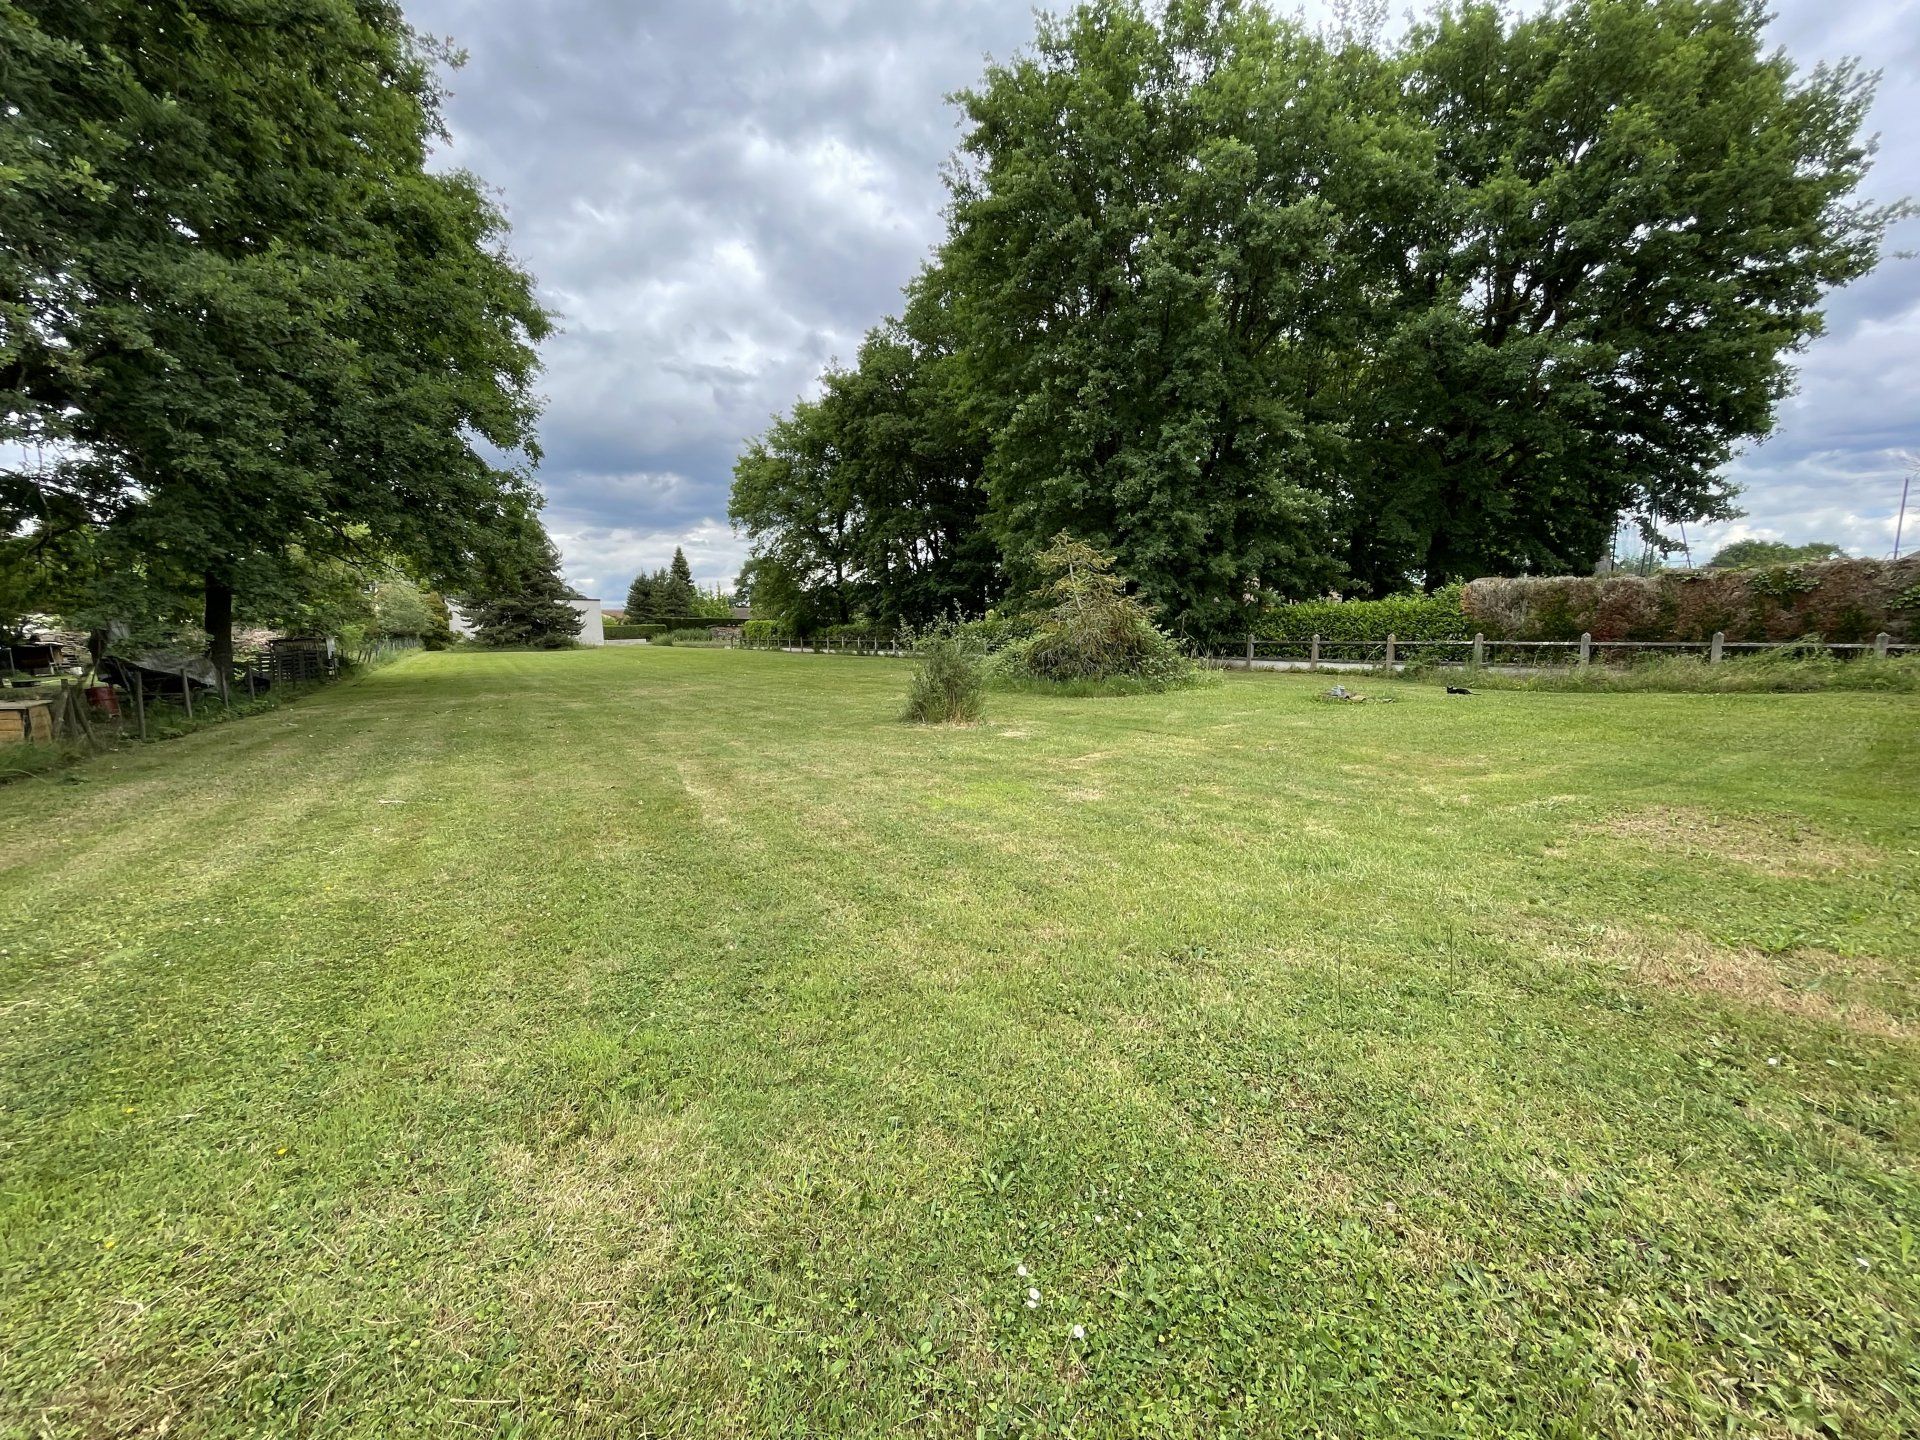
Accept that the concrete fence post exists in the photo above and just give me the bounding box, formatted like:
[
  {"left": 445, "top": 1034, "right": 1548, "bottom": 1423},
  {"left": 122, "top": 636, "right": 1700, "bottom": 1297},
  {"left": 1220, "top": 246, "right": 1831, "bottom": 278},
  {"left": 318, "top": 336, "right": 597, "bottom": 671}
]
[
  {"left": 1245, "top": 633, "right": 1255, "bottom": 670},
  {"left": 1579, "top": 633, "right": 1592, "bottom": 667},
  {"left": 1310, "top": 634, "right": 1320, "bottom": 671},
  {"left": 1876, "top": 632, "right": 1891, "bottom": 658},
  {"left": 1471, "top": 632, "right": 1485, "bottom": 668},
  {"left": 1384, "top": 633, "right": 1396, "bottom": 672},
  {"left": 1709, "top": 632, "right": 1725, "bottom": 665}
]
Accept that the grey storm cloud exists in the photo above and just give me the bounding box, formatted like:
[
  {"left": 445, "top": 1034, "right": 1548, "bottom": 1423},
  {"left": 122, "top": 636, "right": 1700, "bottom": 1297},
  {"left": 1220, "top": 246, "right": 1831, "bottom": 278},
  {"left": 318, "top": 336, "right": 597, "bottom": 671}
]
[{"left": 404, "top": 0, "right": 1920, "bottom": 599}]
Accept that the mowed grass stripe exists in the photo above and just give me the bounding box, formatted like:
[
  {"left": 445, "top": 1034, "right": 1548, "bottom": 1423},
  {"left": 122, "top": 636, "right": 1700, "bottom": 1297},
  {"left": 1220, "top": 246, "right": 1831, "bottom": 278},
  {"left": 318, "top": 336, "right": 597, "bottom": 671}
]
[{"left": 2, "top": 646, "right": 1915, "bottom": 1437}]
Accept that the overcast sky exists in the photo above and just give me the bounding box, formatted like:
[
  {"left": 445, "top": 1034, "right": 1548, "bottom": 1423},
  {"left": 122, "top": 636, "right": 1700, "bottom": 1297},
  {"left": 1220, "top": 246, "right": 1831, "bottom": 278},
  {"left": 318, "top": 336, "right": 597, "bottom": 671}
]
[{"left": 406, "top": 0, "right": 1920, "bottom": 600}]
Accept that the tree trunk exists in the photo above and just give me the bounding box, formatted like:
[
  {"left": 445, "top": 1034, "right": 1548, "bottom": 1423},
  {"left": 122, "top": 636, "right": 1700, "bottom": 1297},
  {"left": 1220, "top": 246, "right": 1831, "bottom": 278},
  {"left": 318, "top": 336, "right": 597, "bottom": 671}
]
[
  {"left": 204, "top": 572, "right": 235, "bottom": 700},
  {"left": 1422, "top": 530, "right": 1452, "bottom": 593}
]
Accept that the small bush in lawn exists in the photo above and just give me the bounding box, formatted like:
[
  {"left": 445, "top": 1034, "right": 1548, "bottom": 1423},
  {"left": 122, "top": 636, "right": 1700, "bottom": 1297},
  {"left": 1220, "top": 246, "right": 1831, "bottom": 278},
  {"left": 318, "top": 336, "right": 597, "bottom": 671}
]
[
  {"left": 902, "top": 626, "right": 985, "bottom": 724},
  {"left": 989, "top": 534, "right": 1203, "bottom": 692}
]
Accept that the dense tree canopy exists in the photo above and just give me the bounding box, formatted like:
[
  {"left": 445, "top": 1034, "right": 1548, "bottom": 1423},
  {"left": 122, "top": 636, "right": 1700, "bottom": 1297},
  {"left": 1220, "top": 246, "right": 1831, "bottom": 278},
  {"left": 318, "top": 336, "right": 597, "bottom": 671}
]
[
  {"left": 1708, "top": 539, "right": 1847, "bottom": 569},
  {"left": 730, "top": 321, "right": 996, "bottom": 631},
  {"left": 624, "top": 547, "right": 701, "bottom": 621},
  {"left": 731, "top": 0, "right": 1895, "bottom": 637},
  {"left": 1340, "top": 0, "right": 1889, "bottom": 593},
  {"left": 1, "top": 0, "right": 549, "bottom": 670}
]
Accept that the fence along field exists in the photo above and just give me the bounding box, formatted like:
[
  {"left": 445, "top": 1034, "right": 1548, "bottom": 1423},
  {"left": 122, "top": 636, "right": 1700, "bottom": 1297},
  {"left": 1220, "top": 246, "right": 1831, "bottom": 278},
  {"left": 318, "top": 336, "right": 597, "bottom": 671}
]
[{"left": 1214, "top": 630, "right": 1911, "bottom": 673}]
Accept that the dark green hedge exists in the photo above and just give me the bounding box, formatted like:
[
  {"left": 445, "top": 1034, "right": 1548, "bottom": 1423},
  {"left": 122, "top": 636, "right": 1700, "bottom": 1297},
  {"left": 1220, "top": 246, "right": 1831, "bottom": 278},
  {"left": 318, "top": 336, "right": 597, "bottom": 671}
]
[
  {"left": 612, "top": 616, "right": 739, "bottom": 637},
  {"left": 1254, "top": 591, "right": 1471, "bottom": 644}
]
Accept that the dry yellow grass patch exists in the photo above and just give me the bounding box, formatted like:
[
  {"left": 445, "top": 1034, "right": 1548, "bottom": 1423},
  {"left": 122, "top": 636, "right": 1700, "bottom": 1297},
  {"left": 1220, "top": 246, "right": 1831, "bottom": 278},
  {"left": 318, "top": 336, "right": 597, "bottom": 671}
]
[
  {"left": 488, "top": 1116, "right": 689, "bottom": 1317},
  {"left": 1543, "top": 923, "right": 1909, "bottom": 1038},
  {"left": 1586, "top": 805, "right": 1880, "bottom": 877}
]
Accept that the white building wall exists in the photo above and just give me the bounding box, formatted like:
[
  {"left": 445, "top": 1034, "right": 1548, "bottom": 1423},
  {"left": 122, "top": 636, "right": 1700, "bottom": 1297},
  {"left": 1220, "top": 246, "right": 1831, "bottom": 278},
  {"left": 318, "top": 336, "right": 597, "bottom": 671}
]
[
  {"left": 569, "top": 598, "right": 605, "bottom": 646},
  {"left": 446, "top": 603, "right": 479, "bottom": 640}
]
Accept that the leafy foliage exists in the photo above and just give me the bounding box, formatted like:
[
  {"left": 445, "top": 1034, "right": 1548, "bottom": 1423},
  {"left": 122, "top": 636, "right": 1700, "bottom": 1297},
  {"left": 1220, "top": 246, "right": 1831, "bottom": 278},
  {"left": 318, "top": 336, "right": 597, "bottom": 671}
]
[
  {"left": 0, "top": 0, "right": 549, "bottom": 669},
  {"left": 901, "top": 625, "right": 987, "bottom": 724},
  {"left": 730, "top": 326, "right": 998, "bottom": 633},
  {"left": 370, "top": 577, "right": 453, "bottom": 647},
  {"left": 1463, "top": 557, "right": 1919, "bottom": 642},
  {"left": 989, "top": 535, "right": 1201, "bottom": 690},
  {"left": 1710, "top": 540, "right": 1848, "bottom": 569},
  {"left": 1256, "top": 590, "right": 1471, "bottom": 644},
  {"left": 686, "top": 586, "right": 736, "bottom": 620},
  {"left": 732, "top": 0, "right": 1896, "bottom": 635}
]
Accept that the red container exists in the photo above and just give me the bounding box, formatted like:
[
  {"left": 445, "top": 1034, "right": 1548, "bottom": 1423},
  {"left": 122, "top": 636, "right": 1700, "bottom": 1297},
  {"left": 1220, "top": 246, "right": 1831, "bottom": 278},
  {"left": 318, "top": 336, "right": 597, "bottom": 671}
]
[{"left": 85, "top": 684, "right": 120, "bottom": 717}]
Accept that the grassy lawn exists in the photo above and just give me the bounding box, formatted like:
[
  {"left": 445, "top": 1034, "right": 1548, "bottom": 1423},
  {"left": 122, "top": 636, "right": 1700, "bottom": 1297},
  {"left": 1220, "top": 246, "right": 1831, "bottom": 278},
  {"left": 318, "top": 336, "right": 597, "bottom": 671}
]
[{"left": 3, "top": 647, "right": 1916, "bottom": 1438}]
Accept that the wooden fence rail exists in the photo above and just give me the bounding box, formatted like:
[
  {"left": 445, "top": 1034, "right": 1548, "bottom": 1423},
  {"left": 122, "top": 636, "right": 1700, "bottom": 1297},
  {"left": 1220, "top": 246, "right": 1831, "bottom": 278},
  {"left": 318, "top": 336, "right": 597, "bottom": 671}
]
[{"left": 1213, "top": 631, "right": 1909, "bottom": 672}]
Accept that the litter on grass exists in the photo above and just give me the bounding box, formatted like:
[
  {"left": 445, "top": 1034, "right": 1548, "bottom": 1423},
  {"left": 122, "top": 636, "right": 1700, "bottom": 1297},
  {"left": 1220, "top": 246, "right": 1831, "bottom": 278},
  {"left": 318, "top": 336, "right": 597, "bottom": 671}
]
[{"left": 1314, "top": 685, "right": 1395, "bottom": 705}]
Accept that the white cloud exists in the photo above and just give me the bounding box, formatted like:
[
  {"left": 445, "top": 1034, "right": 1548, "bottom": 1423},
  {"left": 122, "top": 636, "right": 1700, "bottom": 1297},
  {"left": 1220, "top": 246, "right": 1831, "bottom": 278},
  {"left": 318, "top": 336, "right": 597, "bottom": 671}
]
[{"left": 546, "top": 513, "right": 749, "bottom": 600}]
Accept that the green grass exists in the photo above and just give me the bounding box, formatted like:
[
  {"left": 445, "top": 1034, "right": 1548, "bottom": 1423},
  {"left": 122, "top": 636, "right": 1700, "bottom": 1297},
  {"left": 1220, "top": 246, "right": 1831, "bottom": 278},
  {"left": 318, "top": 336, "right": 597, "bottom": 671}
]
[
  {"left": 2, "top": 647, "right": 1916, "bottom": 1437},
  {"left": 1450, "top": 651, "right": 1920, "bottom": 694}
]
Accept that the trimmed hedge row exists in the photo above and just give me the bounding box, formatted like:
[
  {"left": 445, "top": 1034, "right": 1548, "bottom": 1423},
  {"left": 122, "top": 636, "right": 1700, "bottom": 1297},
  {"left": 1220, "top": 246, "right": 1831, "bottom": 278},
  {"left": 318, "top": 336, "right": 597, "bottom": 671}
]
[
  {"left": 654, "top": 614, "right": 741, "bottom": 631},
  {"left": 604, "top": 623, "right": 665, "bottom": 640},
  {"left": 1464, "top": 558, "right": 1920, "bottom": 643},
  {"left": 1254, "top": 591, "right": 1472, "bottom": 644},
  {"left": 1251, "top": 559, "right": 1919, "bottom": 647}
]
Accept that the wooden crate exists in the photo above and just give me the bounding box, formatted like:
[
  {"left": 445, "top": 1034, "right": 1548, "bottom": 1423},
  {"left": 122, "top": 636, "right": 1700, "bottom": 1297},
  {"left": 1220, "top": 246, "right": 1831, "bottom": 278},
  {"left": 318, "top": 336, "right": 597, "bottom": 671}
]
[{"left": 0, "top": 700, "right": 54, "bottom": 744}]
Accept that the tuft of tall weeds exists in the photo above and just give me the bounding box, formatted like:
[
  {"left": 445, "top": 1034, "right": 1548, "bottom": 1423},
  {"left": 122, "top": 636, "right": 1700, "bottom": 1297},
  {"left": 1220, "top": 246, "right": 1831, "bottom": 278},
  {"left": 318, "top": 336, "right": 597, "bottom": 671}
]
[{"left": 901, "top": 624, "right": 986, "bottom": 724}]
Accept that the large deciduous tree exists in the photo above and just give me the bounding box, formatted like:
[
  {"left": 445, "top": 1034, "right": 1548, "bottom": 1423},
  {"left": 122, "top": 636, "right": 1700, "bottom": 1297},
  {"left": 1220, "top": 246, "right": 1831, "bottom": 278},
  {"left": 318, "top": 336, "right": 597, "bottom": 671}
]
[
  {"left": 939, "top": 1, "right": 1360, "bottom": 633},
  {"left": 0, "top": 1, "right": 549, "bottom": 674},
  {"left": 732, "top": 0, "right": 1895, "bottom": 635},
  {"left": 1340, "top": 0, "right": 1894, "bottom": 592},
  {"left": 729, "top": 321, "right": 995, "bottom": 632}
]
